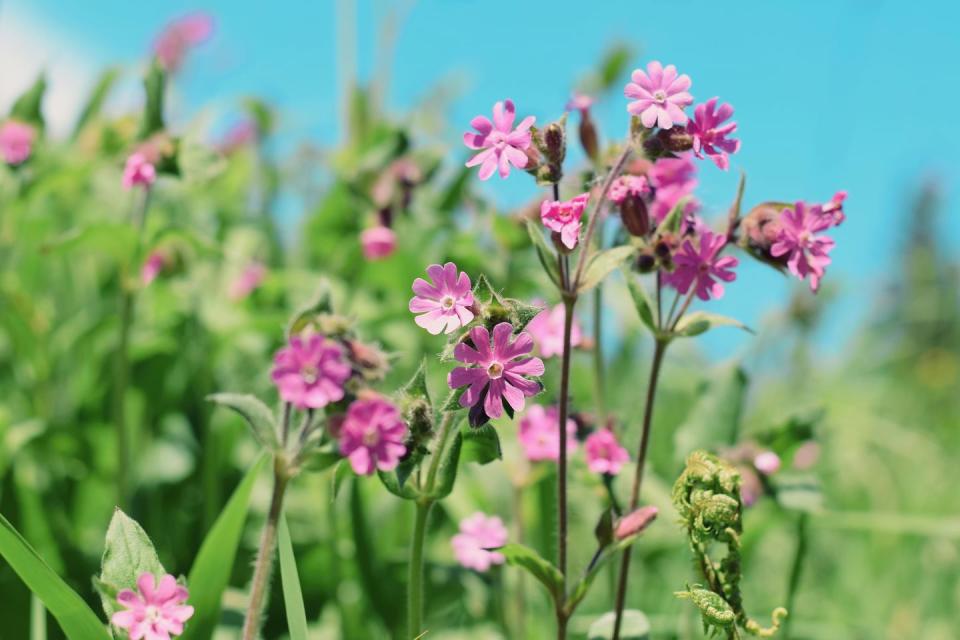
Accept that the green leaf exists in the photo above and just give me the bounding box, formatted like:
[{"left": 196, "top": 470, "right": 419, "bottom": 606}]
[
  {"left": 98, "top": 510, "right": 165, "bottom": 619},
  {"left": 31, "top": 594, "right": 46, "bottom": 640},
  {"left": 505, "top": 297, "right": 543, "bottom": 332},
  {"left": 10, "top": 73, "right": 46, "bottom": 130},
  {"left": 625, "top": 273, "right": 658, "bottom": 334},
  {"left": 460, "top": 424, "right": 502, "bottom": 465},
  {"left": 441, "top": 387, "right": 467, "bottom": 412},
  {"left": 499, "top": 543, "right": 563, "bottom": 602},
  {"left": 179, "top": 137, "right": 226, "bottom": 184},
  {"left": 300, "top": 449, "right": 341, "bottom": 473},
  {"left": 525, "top": 219, "right": 562, "bottom": 288},
  {"left": 429, "top": 432, "right": 463, "bottom": 499},
  {"left": 596, "top": 43, "right": 634, "bottom": 92},
  {"left": 587, "top": 610, "right": 651, "bottom": 640},
  {"left": 277, "top": 515, "right": 308, "bottom": 640},
  {"left": 0, "top": 513, "right": 110, "bottom": 640},
  {"left": 774, "top": 474, "right": 824, "bottom": 514},
  {"left": 655, "top": 196, "right": 691, "bottom": 235},
  {"left": 182, "top": 454, "right": 268, "bottom": 640},
  {"left": 673, "top": 311, "right": 753, "bottom": 338},
  {"left": 72, "top": 68, "right": 119, "bottom": 139},
  {"left": 43, "top": 223, "right": 138, "bottom": 263},
  {"left": 138, "top": 62, "right": 166, "bottom": 140},
  {"left": 579, "top": 245, "right": 636, "bottom": 293},
  {"left": 400, "top": 358, "right": 431, "bottom": 404},
  {"left": 207, "top": 393, "right": 279, "bottom": 451},
  {"left": 377, "top": 469, "right": 419, "bottom": 500},
  {"left": 673, "top": 364, "right": 748, "bottom": 459},
  {"left": 287, "top": 284, "right": 334, "bottom": 337}
]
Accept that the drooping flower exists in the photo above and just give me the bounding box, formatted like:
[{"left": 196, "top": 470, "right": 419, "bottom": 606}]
[
  {"left": 153, "top": 12, "right": 215, "bottom": 72},
  {"left": 409, "top": 262, "right": 475, "bottom": 335},
  {"left": 819, "top": 191, "right": 847, "bottom": 227},
  {"left": 111, "top": 572, "right": 194, "bottom": 640},
  {"left": 451, "top": 512, "right": 508, "bottom": 572},
  {"left": 648, "top": 155, "right": 697, "bottom": 190},
  {"left": 664, "top": 229, "right": 739, "bottom": 300},
  {"left": 228, "top": 262, "right": 266, "bottom": 300},
  {"left": 565, "top": 93, "right": 595, "bottom": 114},
  {"left": 141, "top": 251, "right": 167, "bottom": 286},
  {"left": 0, "top": 120, "right": 35, "bottom": 165},
  {"left": 540, "top": 192, "right": 590, "bottom": 249},
  {"left": 338, "top": 396, "right": 408, "bottom": 475},
  {"left": 624, "top": 61, "right": 693, "bottom": 129},
  {"left": 525, "top": 303, "right": 583, "bottom": 358},
  {"left": 463, "top": 99, "right": 535, "bottom": 180},
  {"left": 123, "top": 153, "right": 157, "bottom": 190},
  {"left": 753, "top": 451, "right": 781, "bottom": 476},
  {"left": 607, "top": 175, "right": 650, "bottom": 204},
  {"left": 614, "top": 506, "right": 658, "bottom": 540},
  {"left": 687, "top": 97, "right": 740, "bottom": 170},
  {"left": 770, "top": 201, "right": 835, "bottom": 292},
  {"left": 584, "top": 428, "right": 630, "bottom": 475},
  {"left": 271, "top": 334, "right": 351, "bottom": 409},
  {"left": 360, "top": 226, "right": 397, "bottom": 261},
  {"left": 517, "top": 404, "right": 577, "bottom": 462},
  {"left": 448, "top": 323, "right": 544, "bottom": 424}
]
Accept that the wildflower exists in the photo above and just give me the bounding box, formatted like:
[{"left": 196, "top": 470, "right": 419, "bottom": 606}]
[
  {"left": 607, "top": 175, "right": 650, "bottom": 204},
  {"left": 624, "top": 61, "right": 693, "bottom": 129},
  {"left": 540, "top": 192, "right": 590, "bottom": 250},
  {"left": 687, "top": 97, "right": 740, "bottom": 170},
  {"left": 271, "top": 334, "right": 351, "bottom": 409},
  {"left": 111, "top": 572, "right": 194, "bottom": 640},
  {"left": 584, "top": 428, "right": 630, "bottom": 475},
  {"left": 565, "top": 92, "right": 595, "bottom": 114},
  {"left": 463, "top": 99, "right": 535, "bottom": 180},
  {"left": 820, "top": 191, "right": 847, "bottom": 227},
  {"left": 141, "top": 251, "right": 167, "bottom": 286},
  {"left": 228, "top": 262, "right": 266, "bottom": 300},
  {"left": 153, "top": 12, "right": 215, "bottom": 72},
  {"left": 648, "top": 155, "right": 697, "bottom": 190},
  {"left": 649, "top": 183, "right": 699, "bottom": 224},
  {"left": 448, "top": 323, "right": 544, "bottom": 424},
  {"left": 360, "top": 226, "right": 397, "bottom": 261},
  {"left": 525, "top": 303, "right": 583, "bottom": 358},
  {"left": 338, "top": 396, "right": 408, "bottom": 475},
  {"left": 615, "top": 506, "right": 658, "bottom": 540},
  {"left": 451, "top": 512, "right": 508, "bottom": 572},
  {"left": 123, "top": 153, "right": 157, "bottom": 190},
  {"left": 770, "top": 201, "right": 835, "bottom": 292},
  {"left": 517, "top": 404, "right": 577, "bottom": 462},
  {"left": 664, "top": 229, "right": 739, "bottom": 301},
  {"left": 753, "top": 451, "right": 781, "bottom": 475},
  {"left": 0, "top": 120, "right": 35, "bottom": 165},
  {"left": 409, "top": 262, "right": 475, "bottom": 335}
]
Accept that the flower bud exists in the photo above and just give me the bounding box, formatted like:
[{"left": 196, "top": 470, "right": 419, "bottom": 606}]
[
  {"left": 753, "top": 451, "right": 781, "bottom": 476},
  {"left": 620, "top": 194, "right": 649, "bottom": 237},
  {"left": 543, "top": 120, "right": 567, "bottom": 166},
  {"left": 635, "top": 251, "right": 657, "bottom": 273},
  {"left": 578, "top": 112, "right": 599, "bottom": 162},
  {"left": 739, "top": 202, "right": 786, "bottom": 251},
  {"left": 346, "top": 339, "right": 390, "bottom": 381},
  {"left": 615, "top": 505, "right": 658, "bottom": 540}
]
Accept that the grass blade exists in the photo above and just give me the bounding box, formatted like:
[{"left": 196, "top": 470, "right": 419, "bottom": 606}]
[{"left": 278, "top": 514, "right": 309, "bottom": 640}]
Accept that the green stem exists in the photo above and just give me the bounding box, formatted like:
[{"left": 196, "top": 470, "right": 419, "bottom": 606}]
[
  {"left": 408, "top": 500, "right": 431, "bottom": 638},
  {"left": 783, "top": 514, "right": 809, "bottom": 638},
  {"left": 554, "top": 295, "right": 577, "bottom": 639},
  {"left": 593, "top": 283, "right": 606, "bottom": 416}
]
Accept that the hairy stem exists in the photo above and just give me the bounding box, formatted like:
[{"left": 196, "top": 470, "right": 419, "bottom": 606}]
[
  {"left": 408, "top": 500, "right": 432, "bottom": 638},
  {"left": 783, "top": 514, "right": 809, "bottom": 638},
  {"left": 593, "top": 281, "right": 606, "bottom": 416},
  {"left": 555, "top": 295, "right": 577, "bottom": 639}
]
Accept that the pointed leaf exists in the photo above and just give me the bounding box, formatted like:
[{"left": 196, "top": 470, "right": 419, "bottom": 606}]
[
  {"left": 138, "top": 62, "right": 166, "bottom": 140},
  {"left": 72, "top": 68, "right": 119, "bottom": 139},
  {"left": 460, "top": 423, "right": 502, "bottom": 465},
  {"left": 277, "top": 515, "right": 308, "bottom": 640},
  {"left": 429, "top": 432, "right": 462, "bottom": 499},
  {"left": 377, "top": 468, "right": 419, "bottom": 500},
  {"left": 499, "top": 543, "right": 563, "bottom": 602},
  {"left": 673, "top": 311, "right": 753, "bottom": 338},
  {"left": 208, "top": 393, "right": 279, "bottom": 451},
  {"left": 400, "top": 359, "right": 431, "bottom": 404},
  {"left": 625, "top": 273, "right": 657, "bottom": 334},
  {"left": 331, "top": 460, "right": 353, "bottom": 501},
  {"left": 525, "top": 219, "right": 562, "bottom": 288},
  {"left": 98, "top": 510, "right": 165, "bottom": 619},
  {"left": 10, "top": 74, "right": 46, "bottom": 130},
  {"left": 579, "top": 245, "right": 636, "bottom": 294},
  {"left": 655, "top": 196, "right": 692, "bottom": 235}
]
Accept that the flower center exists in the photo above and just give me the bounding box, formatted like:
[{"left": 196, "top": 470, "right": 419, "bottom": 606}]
[
  {"left": 486, "top": 362, "right": 504, "bottom": 379},
  {"left": 441, "top": 295, "right": 456, "bottom": 310},
  {"left": 144, "top": 605, "right": 161, "bottom": 622},
  {"left": 798, "top": 230, "right": 814, "bottom": 247},
  {"left": 301, "top": 365, "right": 319, "bottom": 384},
  {"left": 652, "top": 89, "right": 667, "bottom": 104},
  {"left": 362, "top": 428, "right": 380, "bottom": 447}
]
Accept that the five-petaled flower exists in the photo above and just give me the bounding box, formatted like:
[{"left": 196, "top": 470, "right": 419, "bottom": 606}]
[
  {"left": 0, "top": 120, "right": 35, "bottom": 165},
  {"left": 518, "top": 404, "right": 577, "bottom": 462},
  {"left": 541, "top": 192, "right": 590, "bottom": 250},
  {"left": 770, "top": 201, "right": 835, "bottom": 292},
  {"left": 409, "top": 262, "right": 475, "bottom": 335},
  {"left": 123, "top": 153, "right": 157, "bottom": 190},
  {"left": 463, "top": 99, "right": 535, "bottom": 180},
  {"left": 664, "top": 229, "right": 739, "bottom": 300},
  {"left": 111, "top": 572, "right": 195, "bottom": 640},
  {"left": 525, "top": 302, "right": 583, "bottom": 358},
  {"left": 624, "top": 61, "right": 693, "bottom": 129},
  {"left": 584, "top": 428, "right": 630, "bottom": 475},
  {"left": 687, "top": 97, "right": 740, "bottom": 170},
  {"left": 448, "top": 323, "right": 544, "bottom": 425},
  {"left": 451, "top": 512, "right": 508, "bottom": 572},
  {"left": 338, "top": 396, "right": 408, "bottom": 475},
  {"left": 271, "top": 334, "right": 351, "bottom": 409}
]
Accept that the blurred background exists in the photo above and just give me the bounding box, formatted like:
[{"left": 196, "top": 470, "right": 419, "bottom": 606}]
[{"left": 1, "top": 1, "right": 958, "bottom": 638}]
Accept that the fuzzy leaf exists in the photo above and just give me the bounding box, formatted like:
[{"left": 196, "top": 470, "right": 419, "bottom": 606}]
[
  {"left": 673, "top": 311, "right": 753, "bottom": 338},
  {"left": 505, "top": 297, "right": 543, "bottom": 332},
  {"left": 377, "top": 468, "right": 419, "bottom": 500},
  {"left": 429, "top": 432, "right": 463, "bottom": 499},
  {"left": 525, "top": 219, "right": 562, "bottom": 288},
  {"left": 625, "top": 273, "right": 658, "bottom": 334},
  {"left": 207, "top": 393, "right": 279, "bottom": 451},
  {"left": 587, "top": 610, "right": 651, "bottom": 640},
  {"left": 98, "top": 510, "right": 165, "bottom": 619},
  {"left": 460, "top": 423, "right": 502, "bottom": 465},
  {"left": 441, "top": 387, "right": 466, "bottom": 412},
  {"left": 401, "top": 359, "right": 431, "bottom": 404},
  {"left": 499, "top": 543, "right": 563, "bottom": 602},
  {"left": 579, "top": 245, "right": 635, "bottom": 293}
]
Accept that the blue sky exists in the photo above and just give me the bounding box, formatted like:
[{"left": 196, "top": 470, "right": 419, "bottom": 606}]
[{"left": 3, "top": 0, "right": 959, "bottom": 357}]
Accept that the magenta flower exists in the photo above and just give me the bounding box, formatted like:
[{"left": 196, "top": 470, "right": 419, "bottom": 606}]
[
  {"left": 463, "top": 99, "right": 535, "bottom": 180},
  {"left": 753, "top": 451, "right": 781, "bottom": 476},
  {"left": 451, "top": 512, "right": 508, "bottom": 572},
  {"left": 448, "top": 323, "right": 544, "bottom": 425},
  {"left": 338, "top": 396, "right": 408, "bottom": 475},
  {"left": 820, "top": 190, "right": 847, "bottom": 227},
  {"left": 648, "top": 155, "right": 697, "bottom": 190},
  {"left": 141, "top": 251, "right": 167, "bottom": 286},
  {"left": 650, "top": 183, "right": 699, "bottom": 224},
  {"left": 665, "top": 229, "right": 739, "bottom": 301},
  {"left": 360, "top": 226, "right": 397, "bottom": 261},
  {"left": 584, "top": 428, "right": 630, "bottom": 475},
  {"left": 123, "top": 153, "right": 157, "bottom": 190},
  {"left": 153, "top": 12, "right": 215, "bottom": 72},
  {"left": 525, "top": 302, "right": 583, "bottom": 358},
  {"left": 111, "top": 572, "right": 194, "bottom": 640},
  {"left": 687, "top": 97, "right": 740, "bottom": 170},
  {"left": 770, "top": 201, "right": 835, "bottom": 292},
  {"left": 409, "top": 262, "right": 475, "bottom": 335},
  {"left": 228, "top": 262, "right": 266, "bottom": 300},
  {"left": 541, "top": 192, "right": 590, "bottom": 249},
  {"left": 565, "top": 92, "right": 595, "bottom": 114},
  {"left": 608, "top": 175, "right": 650, "bottom": 204},
  {"left": 518, "top": 404, "right": 577, "bottom": 462},
  {"left": 624, "top": 61, "right": 693, "bottom": 129},
  {"left": 271, "top": 334, "right": 351, "bottom": 409},
  {"left": 0, "top": 120, "right": 35, "bottom": 165}
]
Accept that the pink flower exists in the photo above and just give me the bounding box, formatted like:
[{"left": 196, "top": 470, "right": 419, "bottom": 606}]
[
  {"left": 608, "top": 175, "right": 650, "bottom": 204},
  {"left": 451, "top": 512, "right": 508, "bottom": 572},
  {"left": 739, "top": 466, "right": 762, "bottom": 507},
  {"left": 687, "top": 97, "right": 740, "bottom": 170},
  {"left": 650, "top": 183, "right": 699, "bottom": 224},
  {"left": 584, "top": 428, "right": 630, "bottom": 475},
  {"left": 338, "top": 396, "right": 408, "bottom": 475},
  {"left": 360, "top": 226, "right": 397, "bottom": 261},
  {"left": 820, "top": 191, "right": 847, "bottom": 227},
  {"left": 271, "top": 334, "right": 351, "bottom": 409},
  {"left": 624, "top": 61, "right": 693, "bottom": 129},
  {"left": 540, "top": 192, "right": 590, "bottom": 249},
  {"left": 228, "top": 262, "right": 266, "bottom": 300},
  {"left": 753, "top": 451, "right": 781, "bottom": 476},
  {"left": 111, "top": 572, "right": 194, "bottom": 640},
  {"left": 648, "top": 155, "right": 697, "bottom": 190},
  {"left": 123, "top": 153, "right": 156, "bottom": 190},
  {"left": 463, "top": 99, "right": 535, "bottom": 180},
  {"left": 517, "top": 404, "right": 577, "bottom": 462},
  {"left": 409, "top": 262, "right": 475, "bottom": 335},
  {"left": 448, "top": 323, "right": 544, "bottom": 425},
  {"left": 665, "top": 229, "right": 738, "bottom": 301},
  {"left": 153, "top": 13, "right": 215, "bottom": 72},
  {"left": 141, "top": 251, "right": 167, "bottom": 286},
  {"left": 770, "top": 201, "right": 835, "bottom": 292},
  {"left": 525, "top": 303, "right": 583, "bottom": 358},
  {"left": 565, "top": 93, "right": 595, "bottom": 114},
  {"left": 0, "top": 120, "right": 35, "bottom": 165},
  {"left": 614, "top": 506, "right": 658, "bottom": 540},
  {"left": 792, "top": 440, "right": 821, "bottom": 470}
]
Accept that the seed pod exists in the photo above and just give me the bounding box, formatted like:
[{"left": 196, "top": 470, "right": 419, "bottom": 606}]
[
  {"left": 578, "top": 112, "right": 599, "bottom": 161},
  {"left": 620, "top": 194, "right": 649, "bottom": 237}
]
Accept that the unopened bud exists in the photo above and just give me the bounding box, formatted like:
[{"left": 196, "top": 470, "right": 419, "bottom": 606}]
[
  {"left": 636, "top": 251, "right": 657, "bottom": 273},
  {"left": 543, "top": 120, "right": 567, "bottom": 166},
  {"left": 615, "top": 505, "right": 658, "bottom": 539},
  {"left": 347, "top": 339, "right": 390, "bottom": 381},
  {"left": 620, "top": 194, "right": 649, "bottom": 237},
  {"left": 753, "top": 451, "right": 781, "bottom": 476},
  {"left": 739, "top": 202, "right": 789, "bottom": 261},
  {"left": 578, "top": 113, "right": 599, "bottom": 162}
]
